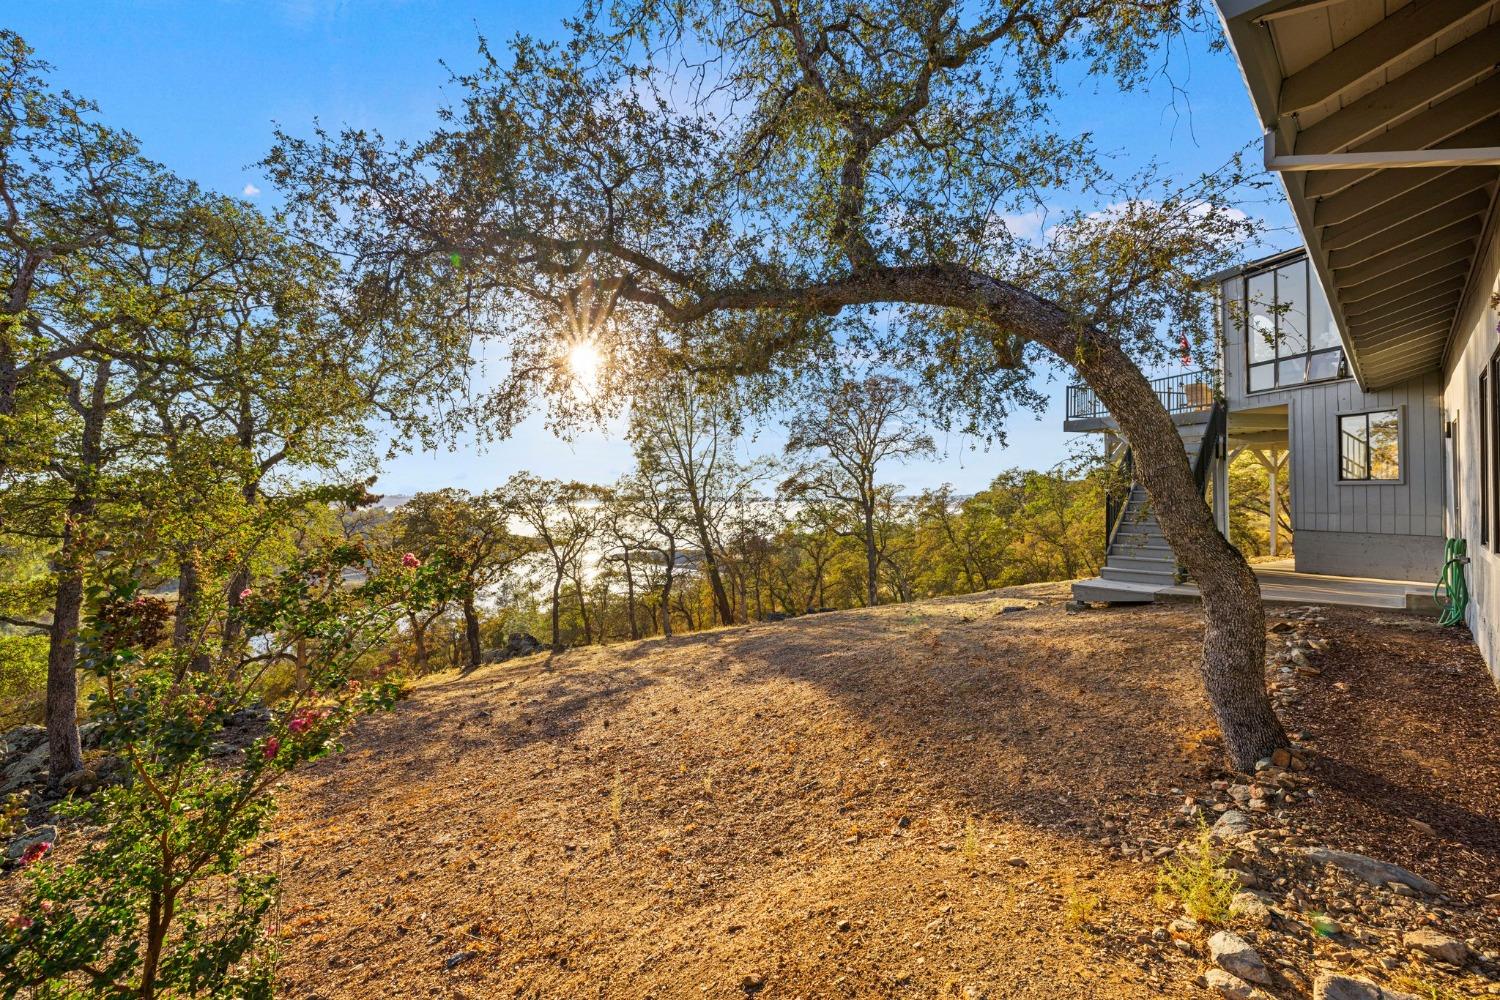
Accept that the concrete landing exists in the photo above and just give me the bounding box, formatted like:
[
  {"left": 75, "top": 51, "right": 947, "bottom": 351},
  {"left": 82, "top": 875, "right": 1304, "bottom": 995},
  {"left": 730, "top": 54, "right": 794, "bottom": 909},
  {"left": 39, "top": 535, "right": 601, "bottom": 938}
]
[{"left": 1072, "top": 561, "right": 1441, "bottom": 614}]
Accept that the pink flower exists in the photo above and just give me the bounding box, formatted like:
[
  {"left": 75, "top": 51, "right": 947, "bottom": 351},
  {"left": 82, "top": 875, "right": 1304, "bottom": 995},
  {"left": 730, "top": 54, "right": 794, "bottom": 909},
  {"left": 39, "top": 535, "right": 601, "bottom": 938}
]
[
  {"left": 238, "top": 587, "right": 253, "bottom": 601},
  {"left": 38, "top": 901, "right": 54, "bottom": 914},
  {"left": 288, "top": 708, "right": 328, "bottom": 735},
  {"left": 6, "top": 914, "right": 32, "bottom": 931},
  {"left": 262, "top": 736, "right": 280, "bottom": 760},
  {"left": 19, "top": 841, "right": 50, "bottom": 866},
  {"left": 401, "top": 552, "right": 421, "bottom": 568}
]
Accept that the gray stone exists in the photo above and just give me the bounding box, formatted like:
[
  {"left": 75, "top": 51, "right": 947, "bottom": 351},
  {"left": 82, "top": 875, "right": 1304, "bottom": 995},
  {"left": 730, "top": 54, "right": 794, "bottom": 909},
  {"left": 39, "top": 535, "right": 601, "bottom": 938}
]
[
  {"left": 1402, "top": 927, "right": 1469, "bottom": 966},
  {"left": 0, "top": 745, "right": 47, "bottom": 794},
  {"left": 1204, "top": 969, "right": 1255, "bottom": 1000},
  {"left": 1229, "top": 891, "right": 1273, "bottom": 928},
  {"left": 1212, "top": 809, "right": 1253, "bottom": 841},
  {"left": 5, "top": 824, "right": 57, "bottom": 862},
  {"left": 1208, "top": 930, "right": 1270, "bottom": 984},
  {"left": 444, "top": 951, "right": 476, "bottom": 970},
  {"left": 0, "top": 724, "right": 45, "bottom": 756},
  {"left": 1303, "top": 847, "right": 1440, "bottom": 895},
  {"left": 1312, "top": 973, "right": 1422, "bottom": 1000}
]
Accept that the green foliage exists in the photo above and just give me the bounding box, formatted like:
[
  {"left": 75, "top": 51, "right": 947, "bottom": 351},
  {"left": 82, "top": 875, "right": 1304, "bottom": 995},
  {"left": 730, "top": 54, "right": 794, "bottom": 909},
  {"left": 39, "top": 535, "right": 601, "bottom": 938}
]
[
  {"left": 0, "top": 546, "right": 451, "bottom": 998},
  {"left": 0, "top": 633, "right": 47, "bottom": 725},
  {"left": 1156, "top": 823, "right": 1238, "bottom": 927}
]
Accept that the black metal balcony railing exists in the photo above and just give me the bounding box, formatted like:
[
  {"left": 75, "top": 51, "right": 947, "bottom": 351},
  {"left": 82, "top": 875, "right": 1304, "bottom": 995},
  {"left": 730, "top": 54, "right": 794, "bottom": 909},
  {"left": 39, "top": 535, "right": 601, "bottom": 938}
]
[{"left": 1066, "top": 369, "right": 1217, "bottom": 422}]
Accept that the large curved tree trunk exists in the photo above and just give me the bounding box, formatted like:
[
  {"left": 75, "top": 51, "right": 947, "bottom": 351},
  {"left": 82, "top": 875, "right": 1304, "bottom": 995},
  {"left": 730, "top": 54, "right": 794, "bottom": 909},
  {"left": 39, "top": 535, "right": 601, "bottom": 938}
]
[{"left": 1073, "top": 336, "right": 1286, "bottom": 771}]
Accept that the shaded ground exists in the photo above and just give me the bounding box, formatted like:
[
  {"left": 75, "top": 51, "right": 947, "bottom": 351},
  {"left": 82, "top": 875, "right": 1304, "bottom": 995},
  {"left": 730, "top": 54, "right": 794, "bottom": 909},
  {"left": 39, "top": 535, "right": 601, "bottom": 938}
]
[{"left": 266, "top": 586, "right": 1500, "bottom": 999}]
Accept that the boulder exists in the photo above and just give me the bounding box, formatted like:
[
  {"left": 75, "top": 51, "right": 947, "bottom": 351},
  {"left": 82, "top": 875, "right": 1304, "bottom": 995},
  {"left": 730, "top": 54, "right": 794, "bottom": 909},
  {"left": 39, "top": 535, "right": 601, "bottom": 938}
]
[
  {"left": 1303, "top": 847, "right": 1439, "bottom": 895},
  {"left": 1, "top": 724, "right": 45, "bottom": 757},
  {"left": 1312, "top": 973, "right": 1422, "bottom": 1000},
  {"left": 5, "top": 824, "right": 57, "bottom": 863},
  {"left": 1402, "top": 927, "right": 1469, "bottom": 966},
  {"left": 1207, "top": 930, "right": 1270, "bottom": 984},
  {"left": 0, "top": 744, "right": 47, "bottom": 794}
]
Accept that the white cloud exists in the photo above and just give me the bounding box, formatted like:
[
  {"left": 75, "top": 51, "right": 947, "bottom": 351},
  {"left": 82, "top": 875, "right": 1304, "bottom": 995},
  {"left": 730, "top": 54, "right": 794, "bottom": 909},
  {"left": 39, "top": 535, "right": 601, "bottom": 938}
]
[{"left": 242, "top": 183, "right": 261, "bottom": 197}]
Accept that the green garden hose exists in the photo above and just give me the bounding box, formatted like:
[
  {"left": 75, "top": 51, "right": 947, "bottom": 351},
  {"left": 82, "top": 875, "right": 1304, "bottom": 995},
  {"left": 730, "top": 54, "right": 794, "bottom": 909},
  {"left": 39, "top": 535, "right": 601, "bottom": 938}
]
[{"left": 1435, "top": 537, "right": 1469, "bottom": 627}]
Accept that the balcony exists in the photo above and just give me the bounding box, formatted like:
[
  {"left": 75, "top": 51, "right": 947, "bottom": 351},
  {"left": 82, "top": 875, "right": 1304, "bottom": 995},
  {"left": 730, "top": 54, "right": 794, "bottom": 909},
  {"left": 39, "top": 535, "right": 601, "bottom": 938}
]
[{"left": 1065, "top": 369, "right": 1217, "bottom": 431}]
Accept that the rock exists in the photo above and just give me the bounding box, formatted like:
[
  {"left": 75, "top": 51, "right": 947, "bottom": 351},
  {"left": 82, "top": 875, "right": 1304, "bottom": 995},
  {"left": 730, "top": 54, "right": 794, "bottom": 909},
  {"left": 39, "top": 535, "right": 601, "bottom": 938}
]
[
  {"left": 0, "top": 724, "right": 45, "bottom": 757},
  {"left": 1312, "top": 973, "right": 1422, "bottom": 1000},
  {"left": 1404, "top": 818, "right": 1436, "bottom": 838},
  {"left": 1208, "top": 930, "right": 1270, "bottom": 984},
  {"left": 443, "top": 951, "right": 476, "bottom": 970},
  {"left": 5, "top": 824, "right": 57, "bottom": 862},
  {"left": 1212, "top": 810, "right": 1252, "bottom": 841},
  {"left": 0, "top": 744, "right": 47, "bottom": 794},
  {"left": 1303, "top": 848, "right": 1439, "bottom": 895},
  {"left": 1403, "top": 927, "right": 1469, "bottom": 966},
  {"left": 1229, "top": 891, "right": 1273, "bottom": 928},
  {"left": 740, "top": 972, "right": 766, "bottom": 994},
  {"left": 484, "top": 632, "right": 544, "bottom": 663},
  {"left": 1204, "top": 968, "right": 1255, "bottom": 1000},
  {"left": 59, "top": 768, "right": 98, "bottom": 792},
  {"left": 1271, "top": 748, "right": 1292, "bottom": 768}
]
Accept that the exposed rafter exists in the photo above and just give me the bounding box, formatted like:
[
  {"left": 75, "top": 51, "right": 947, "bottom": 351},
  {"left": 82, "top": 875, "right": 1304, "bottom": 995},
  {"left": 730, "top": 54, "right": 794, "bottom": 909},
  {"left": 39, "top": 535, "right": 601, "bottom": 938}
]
[
  {"left": 1325, "top": 190, "right": 1493, "bottom": 267},
  {"left": 1294, "top": 22, "right": 1500, "bottom": 155},
  {"left": 1345, "top": 274, "right": 1469, "bottom": 319},
  {"left": 1302, "top": 93, "right": 1500, "bottom": 198},
  {"left": 1280, "top": 0, "right": 1495, "bottom": 114},
  {"left": 1332, "top": 217, "right": 1482, "bottom": 285},
  {"left": 1340, "top": 241, "right": 1475, "bottom": 301},
  {"left": 1312, "top": 166, "right": 1467, "bottom": 227}
]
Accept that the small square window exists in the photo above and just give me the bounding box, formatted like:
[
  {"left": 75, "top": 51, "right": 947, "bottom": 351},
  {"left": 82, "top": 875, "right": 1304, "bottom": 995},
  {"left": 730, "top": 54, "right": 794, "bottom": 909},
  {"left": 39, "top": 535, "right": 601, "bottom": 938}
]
[{"left": 1339, "top": 410, "right": 1400, "bottom": 481}]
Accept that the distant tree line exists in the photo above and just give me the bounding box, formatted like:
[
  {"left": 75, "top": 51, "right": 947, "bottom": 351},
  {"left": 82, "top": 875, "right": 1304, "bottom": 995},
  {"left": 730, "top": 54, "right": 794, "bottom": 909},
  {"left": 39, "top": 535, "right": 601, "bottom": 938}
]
[{"left": 363, "top": 375, "right": 1108, "bottom": 671}]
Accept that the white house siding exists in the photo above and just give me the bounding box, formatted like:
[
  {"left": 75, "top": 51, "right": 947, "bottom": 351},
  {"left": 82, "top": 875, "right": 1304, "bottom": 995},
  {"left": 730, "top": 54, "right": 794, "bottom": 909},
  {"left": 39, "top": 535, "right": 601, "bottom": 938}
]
[{"left": 1441, "top": 220, "right": 1500, "bottom": 684}]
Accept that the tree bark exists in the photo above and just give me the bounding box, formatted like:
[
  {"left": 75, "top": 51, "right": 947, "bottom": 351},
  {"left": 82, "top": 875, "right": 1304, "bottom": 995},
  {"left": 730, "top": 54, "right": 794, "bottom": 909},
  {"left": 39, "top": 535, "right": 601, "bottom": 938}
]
[
  {"left": 45, "top": 539, "right": 85, "bottom": 780},
  {"left": 172, "top": 549, "right": 212, "bottom": 674},
  {"left": 622, "top": 551, "right": 640, "bottom": 640},
  {"left": 461, "top": 593, "right": 482, "bottom": 670},
  {"left": 861, "top": 500, "right": 879, "bottom": 607},
  {"left": 550, "top": 571, "right": 564, "bottom": 650},
  {"left": 407, "top": 610, "right": 429, "bottom": 672},
  {"left": 1073, "top": 336, "right": 1286, "bottom": 770}
]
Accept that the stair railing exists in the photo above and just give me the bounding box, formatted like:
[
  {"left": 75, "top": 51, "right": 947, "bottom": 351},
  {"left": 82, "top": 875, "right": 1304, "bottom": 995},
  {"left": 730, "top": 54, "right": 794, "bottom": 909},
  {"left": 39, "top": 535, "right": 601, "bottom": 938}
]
[
  {"left": 1104, "top": 445, "right": 1135, "bottom": 553},
  {"left": 1191, "top": 397, "right": 1228, "bottom": 496},
  {"left": 1178, "top": 397, "right": 1228, "bottom": 583}
]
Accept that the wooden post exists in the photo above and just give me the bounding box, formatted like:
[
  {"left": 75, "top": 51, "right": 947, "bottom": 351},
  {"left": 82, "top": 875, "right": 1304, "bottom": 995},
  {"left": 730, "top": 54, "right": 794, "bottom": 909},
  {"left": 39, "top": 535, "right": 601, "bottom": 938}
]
[{"left": 1268, "top": 459, "right": 1279, "bottom": 557}]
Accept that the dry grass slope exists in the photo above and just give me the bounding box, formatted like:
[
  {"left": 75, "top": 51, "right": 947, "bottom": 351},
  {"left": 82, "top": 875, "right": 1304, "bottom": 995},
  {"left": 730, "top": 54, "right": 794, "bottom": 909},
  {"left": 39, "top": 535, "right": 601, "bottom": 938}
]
[{"left": 264, "top": 585, "right": 1500, "bottom": 999}]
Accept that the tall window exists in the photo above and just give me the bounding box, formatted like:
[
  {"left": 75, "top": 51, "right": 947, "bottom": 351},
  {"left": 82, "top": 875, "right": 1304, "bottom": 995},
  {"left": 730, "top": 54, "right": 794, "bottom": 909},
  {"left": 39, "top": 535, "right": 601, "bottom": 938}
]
[
  {"left": 1339, "top": 410, "right": 1400, "bottom": 481},
  {"left": 1235, "top": 255, "right": 1345, "bottom": 393}
]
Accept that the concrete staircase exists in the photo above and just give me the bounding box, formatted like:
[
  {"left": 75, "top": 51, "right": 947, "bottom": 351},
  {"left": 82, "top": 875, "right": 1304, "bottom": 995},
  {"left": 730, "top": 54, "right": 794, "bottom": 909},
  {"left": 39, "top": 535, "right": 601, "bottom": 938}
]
[{"left": 1072, "top": 420, "right": 1211, "bottom": 603}]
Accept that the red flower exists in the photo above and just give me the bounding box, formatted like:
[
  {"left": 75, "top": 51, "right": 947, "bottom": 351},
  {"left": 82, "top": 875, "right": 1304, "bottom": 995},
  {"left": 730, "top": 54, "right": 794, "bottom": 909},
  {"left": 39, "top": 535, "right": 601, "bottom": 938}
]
[
  {"left": 19, "top": 841, "right": 51, "bottom": 866},
  {"left": 238, "top": 587, "right": 253, "bottom": 601},
  {"left": 6, "top": 914, "right": 32, "bottom": 931},
  {"left": 262, "top": 736, "right": 280, "bottom": 760},
  {"left": 401, "top": 552, "right": 421, "bottom": 568}
]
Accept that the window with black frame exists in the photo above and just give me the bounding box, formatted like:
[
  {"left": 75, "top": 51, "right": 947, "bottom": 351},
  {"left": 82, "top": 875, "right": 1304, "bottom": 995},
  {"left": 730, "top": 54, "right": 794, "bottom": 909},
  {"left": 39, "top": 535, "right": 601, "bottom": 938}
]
[
  {"left": 1233, "top": 256, "right": 1345, "bottom": 393},
  {"left": 1338, "top": 409, "right": 1400, "bottom": 481}
]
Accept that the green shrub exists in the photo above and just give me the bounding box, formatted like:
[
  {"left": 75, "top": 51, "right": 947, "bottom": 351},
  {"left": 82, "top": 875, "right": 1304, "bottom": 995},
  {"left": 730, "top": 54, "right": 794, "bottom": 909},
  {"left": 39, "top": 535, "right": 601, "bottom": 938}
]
[
  {"left": 0, "top": 543, "right": 452, "bottom": 997},
  {"left": 1156, "top": 822, "right": 1238, "bottom": 926}
]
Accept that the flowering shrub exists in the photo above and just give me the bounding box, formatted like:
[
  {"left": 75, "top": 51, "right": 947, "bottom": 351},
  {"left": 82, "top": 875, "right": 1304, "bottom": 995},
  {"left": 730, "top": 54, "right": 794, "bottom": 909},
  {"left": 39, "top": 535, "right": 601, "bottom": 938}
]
[{"left": 0, "top": 542, "right": 454, "bottom": 997}]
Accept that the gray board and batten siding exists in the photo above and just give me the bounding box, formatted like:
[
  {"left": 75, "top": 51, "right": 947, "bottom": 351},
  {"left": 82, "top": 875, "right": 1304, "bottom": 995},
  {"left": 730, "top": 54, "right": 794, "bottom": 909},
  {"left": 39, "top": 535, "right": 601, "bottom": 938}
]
[{"left": 1219, "top": 252, "right": 1446, "bottom": 582}]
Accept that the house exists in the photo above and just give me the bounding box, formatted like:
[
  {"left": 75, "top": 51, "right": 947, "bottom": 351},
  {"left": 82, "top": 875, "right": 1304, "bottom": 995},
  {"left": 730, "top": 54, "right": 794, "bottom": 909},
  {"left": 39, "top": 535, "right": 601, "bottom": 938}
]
[{"left": 1071, "top": 0, "right": 1500, "bottom": 682}]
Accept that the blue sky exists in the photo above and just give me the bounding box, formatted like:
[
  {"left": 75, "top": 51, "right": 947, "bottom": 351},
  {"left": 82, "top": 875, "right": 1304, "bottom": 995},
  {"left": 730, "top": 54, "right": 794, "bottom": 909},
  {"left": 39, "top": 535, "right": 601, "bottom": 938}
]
[{"left": 15, "top": 2, "right": 1295, "bottom": 495}]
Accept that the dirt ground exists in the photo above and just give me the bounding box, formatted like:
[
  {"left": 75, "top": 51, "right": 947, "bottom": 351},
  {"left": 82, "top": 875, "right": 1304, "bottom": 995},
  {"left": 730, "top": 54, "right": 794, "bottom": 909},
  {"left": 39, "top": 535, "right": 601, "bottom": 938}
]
[{"left": 265, "top": 587, "right": 1500, "bottom": 999}]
